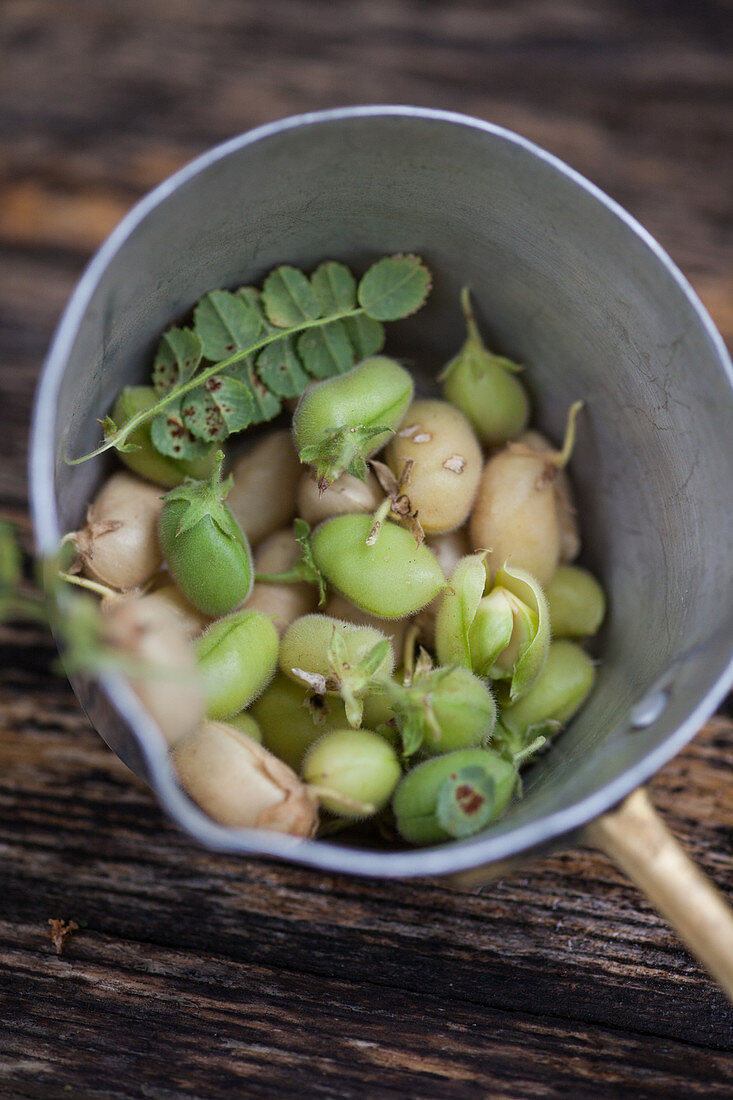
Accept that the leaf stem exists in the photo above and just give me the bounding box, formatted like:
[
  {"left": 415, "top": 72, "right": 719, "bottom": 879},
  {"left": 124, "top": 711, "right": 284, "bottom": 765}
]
[{"left": 66, "top": 306, "right": 365, "bottom": 465}]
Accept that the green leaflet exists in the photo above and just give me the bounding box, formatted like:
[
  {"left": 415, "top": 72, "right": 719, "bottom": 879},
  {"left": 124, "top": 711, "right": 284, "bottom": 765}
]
[
  {"left": 343, "top": 314, "right": 385, "bottom": 359},
  {"left": 193, "top": 289, "right": 263, "bottom": 361},
  {"left": 263, "top": 265, "right": 322, "bottom": 327},
  {"left": 256, "top": 336, "right": 310, "bottom": 397},
  {"left": 297, "top": 321, "right": 355, "bottom": 377},
  {"left": 0, "top": 521, "right": 21, "bottom": 592},
  {"left": 358, "top": 255, "right": 432, "bottom": 321},
  {"left": 153, "top": 328, "right": 203, "bottom": 395},
  {"left": 150, "top": 397, "right": 215, "bottom": 459},
  {"left": 181, "top": 376, "right": 255, "bottom": 441},
  {"left": 311, "top": 261, "right": 357, "bottom": 313},
  {"left": 222, "top": 357, "right": 282, "bottom": 423}
]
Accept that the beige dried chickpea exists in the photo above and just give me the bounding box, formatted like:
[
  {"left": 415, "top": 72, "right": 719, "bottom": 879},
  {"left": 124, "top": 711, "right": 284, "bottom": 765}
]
[
  {"left": 226, "top": 430, "right": 300, "bottom": 546},
  {"left": 243, "top": 526, "right": 318, "bottom": 635},
  {"left": 517, "top": 429, "right": 580, "bottom": 563},
  {"left": 297, "top": 468, "right": 383, "bottom": 528},
  {"left": 102, "top": 595, "right": 205, "bottom": 747},
  {"left": 470, "top": 405, "right": 582, "bottom": 586},
  {"left": 386, "top": 399, "right": 482, "bottom": 535},
  {"left": 135, "top": 584, "right": 212, "bottom": 640},
  {"left": 172, "top": 720, "right": 318, "bottom": 836},
  {"left": 74, "top": 471, "right": 163, "bottom": 591}
]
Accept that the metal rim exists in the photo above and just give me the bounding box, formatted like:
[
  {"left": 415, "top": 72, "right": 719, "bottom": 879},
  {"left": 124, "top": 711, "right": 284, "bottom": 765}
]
[{"left": 29, "top": 105, "right": 733, "bottom": 878}]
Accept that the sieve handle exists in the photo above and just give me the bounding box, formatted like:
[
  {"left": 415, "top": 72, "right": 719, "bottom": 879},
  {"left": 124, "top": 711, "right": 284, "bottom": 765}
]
[{"left": 585, "top": 787, "right": 733, "bottom": 1002}]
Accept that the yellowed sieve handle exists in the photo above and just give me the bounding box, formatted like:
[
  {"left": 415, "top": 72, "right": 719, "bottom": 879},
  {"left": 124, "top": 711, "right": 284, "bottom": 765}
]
[{"left": 585, "top": 787, "right": 733, "bottom": 1002}]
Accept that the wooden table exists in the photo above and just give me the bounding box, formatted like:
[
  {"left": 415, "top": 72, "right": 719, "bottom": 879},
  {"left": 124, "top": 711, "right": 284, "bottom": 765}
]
[{"left": 1, "top": 2, "right": 731, "bottom": 1095}]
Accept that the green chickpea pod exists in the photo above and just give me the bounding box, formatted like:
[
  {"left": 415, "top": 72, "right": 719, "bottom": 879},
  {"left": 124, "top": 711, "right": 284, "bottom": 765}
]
[
  {"left": 250, "top": 671, "right": 348, "bottom": 771},
  {"left": 311, "top": 514, "right": 445, "bottom": 619},
  {"left": 303, "top": 728, "right": 402, "bottom": 819},
  {"left": 468, "top": 564, "right": 550, "bottom": 703},
  {"left": 159, "top": 450, "right": 253, "bottom": 616},
  {"left": 440, "top": 289, "right": 530, "bottom": 445},
  {"left": 392, "top": 748, "right": 518, "bottom": 845},
  {"left": 279, "top": 613, "right": 394, "bottom": 728},
  {"left": 499, "top": 639, "right": 596, "bottom": 746},
  {"left": 384, "top": 664, "right": 497, "bottom": 758},
  {"left": 196, "top": 609, "right": 279, "bottom": 719},
  {"left": 293, "top": 356, "right": 414, "bottom": 489},
  {"left": 545, "top": 565, "right": 606, "bottom": 638}
]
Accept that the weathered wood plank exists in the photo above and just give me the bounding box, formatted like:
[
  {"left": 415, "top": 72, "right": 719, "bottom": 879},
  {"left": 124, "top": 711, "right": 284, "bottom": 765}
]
[{"left": 0, "top": 0, "right": 731, "bottom": 1095}]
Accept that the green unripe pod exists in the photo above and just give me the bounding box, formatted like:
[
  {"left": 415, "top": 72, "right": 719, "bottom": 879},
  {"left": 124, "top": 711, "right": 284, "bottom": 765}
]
[
  {"left": 293, "top": 356, "right": 414, "bottom": 487},
  {"left": 440, "top": 289, "right": 530, "bottom": 445},
  {"left": 250, "top": 672, "right": 348, "bottom": 771},
  {"left": 500, "top": 639, "right": 596, "bottom": 739},
  {"left": 408, "top": 667, "right": 497, "bottom": 757},
  {"left": 468, "top": 564, "right": 550, "bottom": 703},
  {"left": 392, "top": 748, "right": 517, "bottom": 846},
  {"left": 196, "top": 609, "right": 279, "bottom": 719},
  {"left": 159, "top": 452, "right": 253, "bottom": 616},
  {"left": 112, "top": 386, "right": 216, "bottom": 488},
  {"left": 311, "top": 515, "right": 445, "bottom": 619},
  {"left": 303, "top": 728, "right": 402, "bottom": 819},
  {"left": 279, "top": 614, "right": 394, "bottom": 690},
  {"left": 226, "top": 711, "right": 264, "bottom": 744},
  {"left": 545, "top": 565, "right": 606, "bottom": 638}
]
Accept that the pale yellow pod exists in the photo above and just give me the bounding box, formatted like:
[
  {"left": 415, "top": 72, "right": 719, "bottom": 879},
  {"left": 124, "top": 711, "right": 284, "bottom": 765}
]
[
  {"left": 138, "top": 584, "right": 212, "bottom": 640},
  {"left": 243, "top": 526, "right": 317, "bottom": 635},
  {"left": 103, "top": 595, "right": 205, "bottom": 747},
  {"left": 324, "top": 591, "right": 410, "bottom": 659},
  {"left": 470, "top": 448, "right": 560, "bottom": 586},
  {"left": 517, "top": 429, "right": 580, "bottom": 562},
  {"left": 172, "top": 720, "right": 318, "bottom": 836},
  {"left": 413, "top": 528, "right": 471, "bottom": 648},
  {"left": 386, "top": 399, "right": 482, "bottom": 534},
  {"left": 76, "top": 471, "right": 163, "bottom": 591},
  {"left": 296, "top": 468, "right": 383, "bottom": 527},
  {"left": 226, "top": 430, "right": 301, "bottom": 546}
]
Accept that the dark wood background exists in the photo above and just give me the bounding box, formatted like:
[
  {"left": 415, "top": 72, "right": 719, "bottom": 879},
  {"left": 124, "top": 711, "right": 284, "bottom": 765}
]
[{"left": 1, "top": 1, "right": 732, "bottom": 1096}]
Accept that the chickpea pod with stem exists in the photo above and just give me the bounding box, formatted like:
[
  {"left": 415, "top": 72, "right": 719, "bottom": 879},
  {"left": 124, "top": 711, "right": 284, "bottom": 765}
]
[
  {"left": 440, "top": 288, "right": 530, "bottom": 445},
  {"left": 470, "top": 401, "right": 584, "bottom": 586},
  {"left": 303, "top": 728, "right": 403, "bottom": 820},
  {"left": 279, "top": 612, "right": 394, "bottom": 727}
]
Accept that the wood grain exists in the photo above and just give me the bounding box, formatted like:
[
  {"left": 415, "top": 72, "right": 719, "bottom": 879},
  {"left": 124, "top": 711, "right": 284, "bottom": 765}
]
[{"left": 0, "top": 0, "right": 731, "bottom": 1095}]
